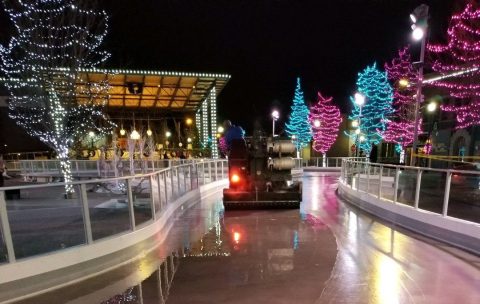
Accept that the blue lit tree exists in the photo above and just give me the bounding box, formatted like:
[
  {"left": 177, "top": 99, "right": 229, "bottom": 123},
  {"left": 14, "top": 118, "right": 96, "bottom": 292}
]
[
  {"left": 349, "top": 63, "right": 394, "bottom": 156},
  {"left": 285, "top": 77, "right": 312, "bottom": 151}
]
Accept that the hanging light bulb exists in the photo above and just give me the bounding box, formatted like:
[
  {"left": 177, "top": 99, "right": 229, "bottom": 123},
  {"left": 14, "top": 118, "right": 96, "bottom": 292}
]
[
  {"left": 147, "top": 129, "right": 153, "bottom": 136},
  {"left": 130, "top": 129, "right": 140, "bottom": 140},
  {"left": 120, "top": 128, "right": 126, "bottom": 136}
]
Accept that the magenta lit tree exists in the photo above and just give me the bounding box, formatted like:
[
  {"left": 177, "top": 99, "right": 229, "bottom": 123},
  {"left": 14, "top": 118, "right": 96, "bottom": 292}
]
[
  {"left": 308, "top": 92, "right": 342, "bottom": 165},
  {"left": 428, "top": 2, "right": 480, "bottom": 128},
  {"left": 382, "top": 46, "right": 420, "bottom": 160}
]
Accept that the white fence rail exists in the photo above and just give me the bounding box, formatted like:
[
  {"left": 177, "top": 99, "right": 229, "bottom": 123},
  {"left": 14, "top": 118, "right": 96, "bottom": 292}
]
[{"left": 0, "top": 159, "right": 228, "bottom": 265}]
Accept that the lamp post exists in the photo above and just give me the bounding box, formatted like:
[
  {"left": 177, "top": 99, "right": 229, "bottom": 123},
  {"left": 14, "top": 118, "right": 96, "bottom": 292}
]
[
  {"left": 410, "top": 4, "right": 429, "bottom": 166},
  {"left": 354, "top": 92, "right": 365, "bottom": 157},
  {"left": 271, "top": 110, "right": 279, "bottom": 137}
]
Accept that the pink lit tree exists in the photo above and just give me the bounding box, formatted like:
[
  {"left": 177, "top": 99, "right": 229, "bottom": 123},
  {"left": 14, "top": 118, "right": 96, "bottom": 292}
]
[
  {"left": 308, "top": 92, "right": 342, "bottom": 166},
  {"left": 428, "top": 2, "right": 480, "bottom": 128},
  {"left": 383, "top": 46, "right": 420, "bottom": 161}
]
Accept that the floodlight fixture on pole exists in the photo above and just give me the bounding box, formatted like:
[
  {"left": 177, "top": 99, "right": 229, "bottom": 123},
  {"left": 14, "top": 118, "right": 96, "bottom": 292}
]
[{"left": 410, "top": 3, "right": 429, "bottom": 166}]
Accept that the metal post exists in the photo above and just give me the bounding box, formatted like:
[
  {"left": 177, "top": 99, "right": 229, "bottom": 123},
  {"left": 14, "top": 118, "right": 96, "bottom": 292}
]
[
  {"left": 183, "top": 166, "right": 188, "bottom": 193},
  {"left": 163, "top": 171, "right": 168, "bottom": 205},
  {"left": 214, "top": 161, "right": 218, "bottom": 181},
  {"left": 393, "top": 168, "right": 400, "bottom": 204},
  {"left": 202, "top": 162, "right": 206, "bottom": 185},
  {"left": 410, "top": 8, "right": 428, "bottom": 166},
  {"left": 150, "top": 176, "right": 156, "bottom": 220},
  {"left": 367, "top": 163, "right": 371, "bottom": 192},
  {"left": 157, "top": 172, "right": 163, "bottom": 210},
  {"left": 0, "top": 191, "right": 16, "bottom": 263},
  {"left": 176, "top": 168, "right": 180, "bottom": 196},
  {"left": 188, "top": 165, "right": 192, "bottom": 191},
  {"left": 126, "top": 179, "right": 136, "bottom": 231},
  {"left": 442, "top": 171, "right": 452, "bottom": 217},
  {"left": 170, "top": 168, "right": 175, "bottom": 200},
  {"left": 80, "top": 184, "right": 93, "bottom": 244},
  {"left": 208, "top": 162, "right": 212, "bottom": 183},
  {"left": 221, "top": 161, "right": 224, "bottom": 179},
  {"left": 378, "top": 166, "right": 383, "bottom": 198},
  {"left": 414, "top": 169, "right": 423, "bottom": 209}
]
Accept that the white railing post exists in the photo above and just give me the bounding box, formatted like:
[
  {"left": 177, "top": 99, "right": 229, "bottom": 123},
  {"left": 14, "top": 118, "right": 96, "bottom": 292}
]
[
  {"left": 163, "top": 171, "right": 168, "bottom": 205},
  {"left": 393, "top": 167, "right": 400, "bottom": 204},
  {"left": 208, "top": 162, "right": 212, "bottom": 183},
  {"left": 170, "top": 169, "right": 175, "bottom": 199},
  {"left": 414, "top": 169, "right": 423, "bottom": 209},
  {"left": 0, "top": 191, "right": 16, "bottom": 263},
  {"left": 442, "top": 171, "right": 452, "bottom": 217},
  {"left": 221, "top": 161, "right": 224, "bottom": 179},
  {"left": 157, "top": 172, "right": 163, "bottom": 210},
  {"left": 80, "top": 184, "right": 93, "bottom": 244},
  {"left": 150, "top": 175, "right": 156, "bottom": 220},
  {"left": 202, "top": 162, "right": 206, "bottom": 185},
  {"left": 378, "top": 165, "right": 383, "bottom": 199},
  {"left": 214, "top": 161, "right": 218, "bottom": 181},
  {"left": 367, "top": 163, "right": 371, "bottom": 192},
  {"left": 126, "top": 179, "right": 136, "bottom": 231},
  {"left": 176, "top": 168, "right": 181, "bottom": 196}
]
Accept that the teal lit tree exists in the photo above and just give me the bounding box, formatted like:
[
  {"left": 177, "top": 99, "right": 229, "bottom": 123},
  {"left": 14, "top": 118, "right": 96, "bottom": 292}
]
[
  {"left": 285, "top": 77, "right": 312, "bottom": 151},
  {"left": 349, "top": 63, "right": 394, "bottom": 156}
]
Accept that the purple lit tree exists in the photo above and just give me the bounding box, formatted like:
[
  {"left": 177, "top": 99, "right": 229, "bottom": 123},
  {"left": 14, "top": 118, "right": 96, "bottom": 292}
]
[
  {"left": 428, "top": 2, "right": 480, "bottom": 128},
  {"left": 308, "top": 92, "right": 342, "bottom": 166},
  {"left": 383, "top": 46, "right": 420, "bottom": 161}
]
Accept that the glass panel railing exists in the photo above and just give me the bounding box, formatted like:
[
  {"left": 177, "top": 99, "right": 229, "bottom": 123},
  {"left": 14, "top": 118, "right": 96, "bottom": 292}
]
[
  {"left": 131, "top": 177, "right": 153, "bottom": 227},
  {"left": 418, "top": 170, "right": 446, "bottom": 215},
  {"left": 8, "top": 185, "right": 85, "bottom": 259},
  {"left": 447, "top": 172, "right": 480, "bottom": 224},
  {"left": 380, "top": 166, "right": 395, "bottom": 202},
  {"left": 87, "top": 179, "right": 131, "bottom": 240},
  {"left": 396, "top": 168, "right": 417, "bottom": 207},
  {"left": 150, "top": 175, "right": 161, "bottom": 217}
]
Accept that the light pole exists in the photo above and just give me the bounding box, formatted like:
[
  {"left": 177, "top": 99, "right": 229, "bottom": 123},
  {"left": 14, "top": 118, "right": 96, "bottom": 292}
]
[
  {"left": 271, "top": 110, "right": 279, "bottom": 137},
  {"left": 410, "top": 4, "right": 429, "bottom": 166},
  {"left": 354, "top": 92, "right": 365, "bottom": 157}
]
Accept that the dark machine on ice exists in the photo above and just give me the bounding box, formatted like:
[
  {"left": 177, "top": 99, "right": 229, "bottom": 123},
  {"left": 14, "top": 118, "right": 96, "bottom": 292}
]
[{"left": 223, "top": 129, "right": 302, "bottom": 209}]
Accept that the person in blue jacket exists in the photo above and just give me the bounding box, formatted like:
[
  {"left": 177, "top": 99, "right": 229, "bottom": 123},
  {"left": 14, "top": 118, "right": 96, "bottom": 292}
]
[{"left": 223, "top": 120, "right": 245, "bottom": 149}]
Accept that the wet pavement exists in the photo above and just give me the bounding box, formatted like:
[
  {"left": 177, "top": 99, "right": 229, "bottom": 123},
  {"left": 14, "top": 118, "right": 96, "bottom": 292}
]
[{"left": 10, "top": 173, "right": 480, "bottom": 303}]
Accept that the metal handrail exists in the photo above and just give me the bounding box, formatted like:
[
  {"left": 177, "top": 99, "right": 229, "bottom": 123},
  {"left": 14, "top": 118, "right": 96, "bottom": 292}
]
[
  {"left": 0, "top": 159, "right": 228, "bottom": 264},
  {"left": 340, "top": 158, "right": 480, "bottom": 224}
]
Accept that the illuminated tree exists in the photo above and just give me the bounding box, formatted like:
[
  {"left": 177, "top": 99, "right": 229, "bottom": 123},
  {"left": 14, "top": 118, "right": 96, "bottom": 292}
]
[
  {"left": 308, "top": 92, "right": 342, "bottom": 158},
  {"left": 428, "top": 2, "right": 480, "bottom": 128},
  {"left": 348, "top": 63, "right": 394, "bottom": 156},
  {"left": 382, "top": 46, "right": 421, "bottom": 158},
  {"left": 0, "top": 0, "right": 114, "bottom": 193},
  {"left": 285, "top": 77, "right": 312, "bottom": 150}
]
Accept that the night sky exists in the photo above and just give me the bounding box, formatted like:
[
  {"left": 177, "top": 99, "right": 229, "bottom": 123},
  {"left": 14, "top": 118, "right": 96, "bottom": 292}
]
[{"left": 1, "top": 0, "right": 463, "bottom": 133}]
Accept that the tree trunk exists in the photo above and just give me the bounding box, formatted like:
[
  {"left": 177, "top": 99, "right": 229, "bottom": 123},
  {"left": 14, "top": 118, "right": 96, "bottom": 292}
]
[{"left": 57, "top": 146, "right": 74, "bottom": 195}]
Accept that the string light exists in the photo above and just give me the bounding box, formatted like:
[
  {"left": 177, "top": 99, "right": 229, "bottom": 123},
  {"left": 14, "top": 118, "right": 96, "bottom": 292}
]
[
  {"left": 0, "top": 0, "right": 115, "bottom": 194},
  {"left": 210, "top": 86, "right": 218, "bottom": 158},
  {"left": 427, "top": 3, "right": 480, "bottom": 128},
  {"left": 285, "top": 77, "right": 312, "bottom": 150},
  {"left": 308, "top": 92, "right": 342, "bottom": 155}
]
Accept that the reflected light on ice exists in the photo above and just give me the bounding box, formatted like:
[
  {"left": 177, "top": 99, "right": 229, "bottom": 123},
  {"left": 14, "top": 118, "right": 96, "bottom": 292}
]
[{"left": 373, "top": 254, "right": 401, "bottom": 304}]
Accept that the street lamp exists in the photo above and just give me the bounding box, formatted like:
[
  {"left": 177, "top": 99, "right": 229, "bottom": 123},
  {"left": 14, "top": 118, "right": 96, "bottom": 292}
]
[
  {"left": 186, "top": 118, "right": 193, "bottom": 126},
  {"left": 427, "top": 101, "right": 437, "bottom": 112},
  {"left": 217, "top": 126, "right": 224, "bottom": 134},
  {"left": 354, "top": 92, "right": 366, "bottom": 157},
  {"left": 271, "top": 110, "right": 280, "bottom": 137},
  {"left": 410, "top": 3, "right": 429, "bottom": 166}
]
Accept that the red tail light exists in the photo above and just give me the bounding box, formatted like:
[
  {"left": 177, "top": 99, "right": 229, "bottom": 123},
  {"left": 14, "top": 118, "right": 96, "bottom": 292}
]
[{"left": 230, "top": 173, "right": 241, "bottom": 183}]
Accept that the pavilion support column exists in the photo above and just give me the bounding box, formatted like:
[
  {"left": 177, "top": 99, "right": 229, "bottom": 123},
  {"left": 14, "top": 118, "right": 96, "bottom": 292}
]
[
  {"left": 209, "top": 86, "right": 218, "bottom": 159},
  {"left": 201, "top": 98, "right": 209, "bottom": 150}
]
